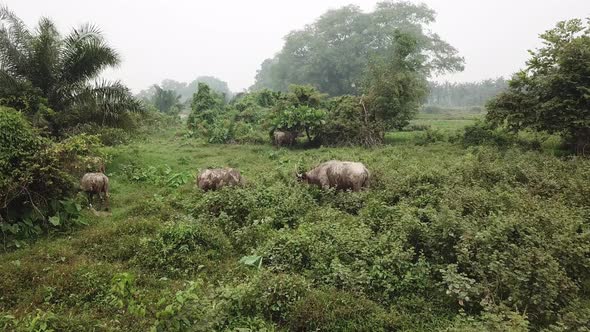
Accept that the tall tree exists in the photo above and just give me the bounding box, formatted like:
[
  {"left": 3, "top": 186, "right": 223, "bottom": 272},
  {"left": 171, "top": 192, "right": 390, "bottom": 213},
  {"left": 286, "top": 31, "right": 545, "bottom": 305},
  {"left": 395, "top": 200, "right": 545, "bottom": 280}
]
[
  {"left": 187, "top": 82, "right": 225, "bottom": 128},
  {"left": 363, "top": 30, "right": 429, "bottom": 131},
  {"left": 151, "top": 85, "right": 181, "bottom": 113},
  {"left": 0, "top": 6, "right": 142, "bottom": 133},
  {"left": 486, "top": 18, "right": 590, "bottom": 153},
  {"left": 250, "top": 1, "right": 463, "bottom": 95}
]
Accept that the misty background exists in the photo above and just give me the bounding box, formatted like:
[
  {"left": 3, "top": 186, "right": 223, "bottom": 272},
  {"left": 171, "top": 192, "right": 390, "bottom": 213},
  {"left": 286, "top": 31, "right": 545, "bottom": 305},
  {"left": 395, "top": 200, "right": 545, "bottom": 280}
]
[{"left": 4, "top": 0, "right": 589, "bottom": 93}]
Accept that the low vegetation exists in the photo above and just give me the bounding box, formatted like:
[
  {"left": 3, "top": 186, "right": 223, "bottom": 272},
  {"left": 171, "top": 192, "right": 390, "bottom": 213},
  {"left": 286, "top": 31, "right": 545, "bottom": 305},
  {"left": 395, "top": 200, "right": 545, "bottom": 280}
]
[
  {"left": 1, "top": 122, "right": 589, "bottom": 331},
  {"left": 1, "top": 2, "right": 589, "bottom": 331}
]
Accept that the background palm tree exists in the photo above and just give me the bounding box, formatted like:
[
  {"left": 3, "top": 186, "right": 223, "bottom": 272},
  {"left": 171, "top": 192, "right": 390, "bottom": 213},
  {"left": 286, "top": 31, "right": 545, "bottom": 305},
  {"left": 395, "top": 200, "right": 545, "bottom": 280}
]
[{"left": 0, "top": 6, "right": 142, "bottom": 133}]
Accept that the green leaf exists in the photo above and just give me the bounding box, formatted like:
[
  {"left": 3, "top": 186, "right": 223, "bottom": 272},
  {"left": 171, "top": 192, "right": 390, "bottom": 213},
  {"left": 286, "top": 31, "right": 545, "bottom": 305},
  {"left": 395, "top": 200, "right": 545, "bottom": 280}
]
[
  {"left": 239, "top": 255, "right": 263, "bottom": 269},
  {"left": 49, "top": 216, "right": 61, "bottom": 226}
]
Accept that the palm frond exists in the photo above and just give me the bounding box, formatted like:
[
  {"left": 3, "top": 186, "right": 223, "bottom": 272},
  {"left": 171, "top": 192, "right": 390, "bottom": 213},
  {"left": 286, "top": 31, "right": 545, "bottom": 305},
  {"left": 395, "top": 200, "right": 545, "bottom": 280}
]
[
  {"left": 0, "top": 5, "right": 32, "bottom": 77},
  {"left": 71, "top": 80, "right": 143, "bottom": 126},
  {"left": 0, "top": 5, "right": 31, "bottom": 51},
  {"left": 29, "top": 17, "right": 61, "bottom": 94},
  {"left": 64, "top": 23, "right": 103, "bottom": 44},
  {"left": 0, "top": 68, "right": 26, "bottom": 93},
  {"left": 59, "top": 24, "right": 120, "bottom": 86}
]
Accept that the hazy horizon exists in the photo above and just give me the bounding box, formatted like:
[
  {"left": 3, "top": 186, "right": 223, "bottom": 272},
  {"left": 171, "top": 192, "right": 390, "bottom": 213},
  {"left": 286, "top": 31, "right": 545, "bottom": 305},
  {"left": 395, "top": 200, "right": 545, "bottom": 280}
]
[{"left": 4, "top": 0, "right": 589, "bottom": 93}]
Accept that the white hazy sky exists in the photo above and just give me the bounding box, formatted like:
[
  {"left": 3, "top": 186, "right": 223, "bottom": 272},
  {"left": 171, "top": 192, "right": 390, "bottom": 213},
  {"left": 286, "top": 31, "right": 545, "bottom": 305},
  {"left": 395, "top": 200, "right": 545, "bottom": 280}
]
[{"left": 4, "top": 0, "right": 589, "bottom": 93}]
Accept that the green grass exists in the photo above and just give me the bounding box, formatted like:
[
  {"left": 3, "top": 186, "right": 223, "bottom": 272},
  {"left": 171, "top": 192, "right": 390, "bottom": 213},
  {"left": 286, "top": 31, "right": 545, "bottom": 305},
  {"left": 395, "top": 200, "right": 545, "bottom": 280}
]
[
  {"left": 1, "top": 121, "right": 588, "bottom": 331},
  {"left": 413, "top": 112, "right": 483, "bottom": 132},
  {"left": 385, "top": 112, "right": 482, "bottom": 143}
]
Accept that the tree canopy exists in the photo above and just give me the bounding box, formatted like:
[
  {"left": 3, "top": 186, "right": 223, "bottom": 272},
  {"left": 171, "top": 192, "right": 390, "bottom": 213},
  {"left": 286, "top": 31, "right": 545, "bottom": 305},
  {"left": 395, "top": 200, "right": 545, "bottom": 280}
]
[
  {"left": 151, "top": 85, "right": 181, "bottom": 114},
  {"left": 0, "top": 6, "right": 142, "bottom": 134},
  {"left": 250, "top": 1, "right": 464, "bottom": 95},
  {"left": 486, "top": 18, "right": 590, "bottom": 153},
  {"left": 362, "top": 30, "right": 429, "bottom": 131},
  {"left": 187, "top": 82, "right": 226, "bottom": 128},
  {"left": 137, "top": 76, "right": 232, "bottom": 103}
]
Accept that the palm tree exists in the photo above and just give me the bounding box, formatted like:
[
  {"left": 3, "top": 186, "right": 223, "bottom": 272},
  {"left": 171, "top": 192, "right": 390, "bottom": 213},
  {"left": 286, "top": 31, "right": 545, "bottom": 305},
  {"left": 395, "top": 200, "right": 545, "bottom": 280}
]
[{"left": 0, "top": 6, "right": 142, "bottom": 132}]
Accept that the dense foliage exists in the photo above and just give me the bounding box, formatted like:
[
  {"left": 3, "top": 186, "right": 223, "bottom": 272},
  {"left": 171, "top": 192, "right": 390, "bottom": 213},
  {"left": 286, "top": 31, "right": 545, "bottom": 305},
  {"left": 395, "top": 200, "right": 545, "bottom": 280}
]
[
  {"left": 251, "top": 1, "right": 463, "bottom": 95},
  {"left": 268, "top": 85, "right": 327, "bottom": 144},
  {"left": 0, "top": 7, "right": 142, "bottom": 135},
  {"left": 318, "top": 95, "right": 381, "bottom": 146},
  {"left": 188, "top": 44, "right": 429, "bottom": 147},
  {"left": 486, "top": 19, "right": 590, "bottom": 153},
  {"left": 0, "top": 107, "right": 71, "bottom": 225},
  {"left": 0, "top": 107, "right": 110, "bottom": 249},
  {"left": 362, "top": 30, "right": 429, "bottom": 132}
]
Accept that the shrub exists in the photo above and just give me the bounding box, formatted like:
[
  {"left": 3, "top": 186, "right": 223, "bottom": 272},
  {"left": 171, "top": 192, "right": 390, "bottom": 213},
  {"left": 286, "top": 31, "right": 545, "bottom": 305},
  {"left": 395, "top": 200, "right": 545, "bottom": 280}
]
[
  {"left": 416, "top": 128, "right": 447, "bottom": 145},
  {"left": 319, "top": 95, "right": 384, "bottom": 146},
  {"left": 54, "top": 134, "right": 108, "bottom": 176},
  {"left": 422, "top": 105, "right": 444, "bottom": 114},
  {"left": 446, "top": 306, "right": 529, "bottom": 332},
  {"left": 66, "top": 123, "right": 132, "bottom": 146},
  {"left": 288, "top": 288, "right": 395, "bottom": 331},
  {"left": 151, "top": 280, "right": 210, "bottom": 332},
  {"left": 260, "top": 209, "right": 427, "bottom": 301},
  {"left": 135, "top": 218, "right": 232, "bottom": 277},
  {"left": 0, "top": 108, "right": 75, "bottom": 241},
  {"left": 214, "top": 271, "right": 310, "bottom": 328},
  {"left": 462, "top": 121, "right": 514, "bottom": 147}
]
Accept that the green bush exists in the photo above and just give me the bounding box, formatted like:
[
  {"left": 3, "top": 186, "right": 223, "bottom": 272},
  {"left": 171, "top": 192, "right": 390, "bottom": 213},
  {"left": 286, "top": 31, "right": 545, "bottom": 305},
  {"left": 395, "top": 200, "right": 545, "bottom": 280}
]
[
  {"left": 416, "top": 128, "right": 447, "bottom": 145},
  {"left": 288, "top": 288, "right": 395, "bottom": 331},
  {"left": 55, "top": 133, "right": 108, "bottom": 177},
  {"left": 260, "top": 209, "right": 426, "bottom": 300},
  {"left": 319, "top": 95, "right": 383, "bottom": 146},
  {"left": 0, "top": 107, "right": 75, "bottom": 243},
  {"left": 66, "top": 123, "right": 132, "bottom": 146},
  {"left": 135, "top": 218, "right": 232, "bottom": 277},
  {"left": 214, "top": 271, "right": 309, "bottom": 328},
  {"left": 446, "top": 306, "right": 529, "bottom": 332},
  {"left": 462, "top": 121, "right": 515, "bottom": 147}
]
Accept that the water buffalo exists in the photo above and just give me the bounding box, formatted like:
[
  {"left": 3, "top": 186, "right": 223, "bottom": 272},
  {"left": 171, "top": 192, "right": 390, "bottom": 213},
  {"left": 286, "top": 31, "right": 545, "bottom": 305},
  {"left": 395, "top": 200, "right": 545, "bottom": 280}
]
[
  {"left": 197, "top": 168, "right": 245, "bottom": 191},
  {"left": 80, "top": 167, "right": 110, "bottom": 210},
  {"left": 298, "top": 160, "right": 370, "bottom": 192},
  {"left": 273, "top": 130, "right": 298, "bottom": 147}
]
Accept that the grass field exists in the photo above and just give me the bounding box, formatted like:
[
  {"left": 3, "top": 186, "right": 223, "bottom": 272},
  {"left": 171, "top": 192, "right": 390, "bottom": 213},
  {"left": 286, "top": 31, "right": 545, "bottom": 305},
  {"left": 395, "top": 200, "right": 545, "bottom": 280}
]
[
  {"left": 1, "top": 114, "right": 589, "bottom": 331},
  {"left": 385, "top": 112, "right": 481, "bottom": 144}
]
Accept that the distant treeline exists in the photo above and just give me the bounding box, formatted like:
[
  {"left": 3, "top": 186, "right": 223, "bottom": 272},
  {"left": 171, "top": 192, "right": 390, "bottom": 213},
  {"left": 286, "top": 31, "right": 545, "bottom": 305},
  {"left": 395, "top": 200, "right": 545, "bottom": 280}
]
[
  {"left": 426, "top": 78, "right": 508, "bottom": 108},
  {"left": 137, "top": 76, "right": 233, "bottom": 103}
]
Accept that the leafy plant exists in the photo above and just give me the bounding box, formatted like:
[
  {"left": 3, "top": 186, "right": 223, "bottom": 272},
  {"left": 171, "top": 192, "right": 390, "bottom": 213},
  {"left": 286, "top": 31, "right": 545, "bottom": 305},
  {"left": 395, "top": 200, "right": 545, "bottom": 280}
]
[
  {"left": 109, "top": 272, "right": 146, "bottom": 317},
  {"left": 151, "top": 281, "right": 208, "bottom": 332},
  {"left": 0, "top": 6, "right": 143, "bottom": 134},
  {"left": 486, "top": 18, "right": 590, "bottom": 154},
  {"left": 121, "top": 164, "right": 191, "bottom": 188},
  {"left": 239, "top": 255, "right": 263, "bottom": 269}
]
